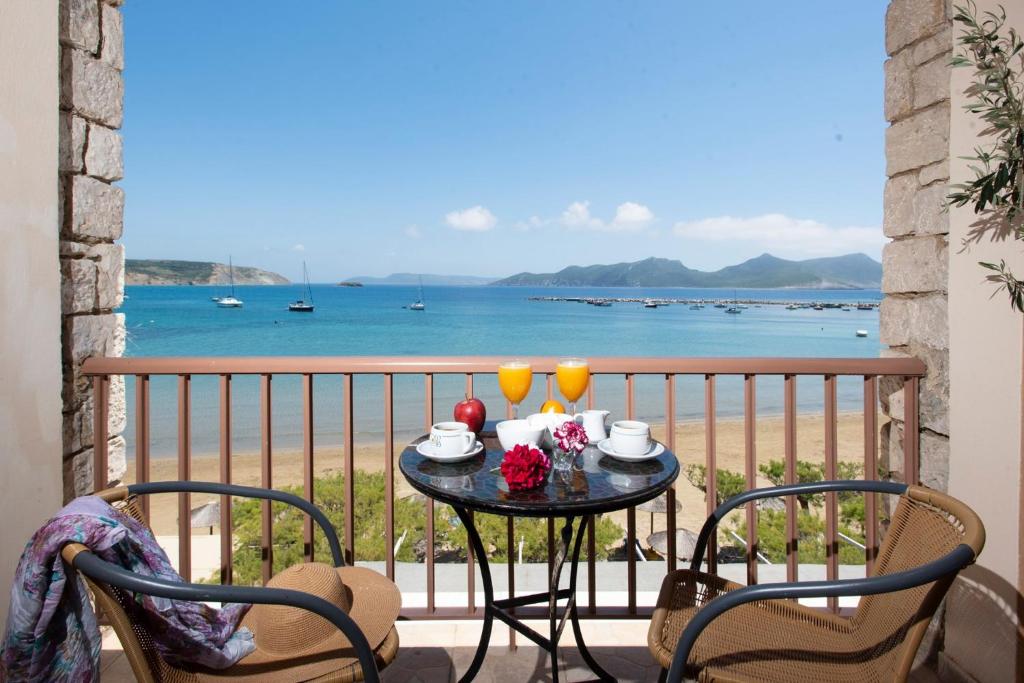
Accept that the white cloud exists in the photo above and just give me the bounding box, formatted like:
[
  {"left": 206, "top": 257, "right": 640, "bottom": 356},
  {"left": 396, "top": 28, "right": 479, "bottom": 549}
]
[
  {"left": 612, "top": 202, "right": 654, "bottom": 230},
  {"left": 672, "top": 213, "right": 884, "bottom": 258},
  {"left": 561, "top": 201, "right": 602, "bottom": 229},
  {"left": 445, "top": 205, "right": 497, "bottom": 231},
  {"left": 514, "top": 215, "right": 547, "bottom": 231},
  {"left": 404, "top": 224, "right": 422, "bottom": 239},
  {"left": 559, "top": 200, "right": 654, "bottom": 232},
  {"left": 291, "top": 243, "right": 305, "bottom": 252}
]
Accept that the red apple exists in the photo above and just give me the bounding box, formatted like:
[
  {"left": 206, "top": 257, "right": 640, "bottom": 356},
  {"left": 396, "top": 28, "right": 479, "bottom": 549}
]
[{"left": 454, "top": 395, "right": 486, "bottom": 434}]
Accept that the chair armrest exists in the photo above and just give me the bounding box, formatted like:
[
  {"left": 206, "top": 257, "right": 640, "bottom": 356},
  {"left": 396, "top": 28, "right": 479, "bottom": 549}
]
[
  {"left": 665, "top": 543, "right": 976, "bottom": 683},
  {"left": 689, "top": 480, "right": 908, "bottom": 572},
  {"left": 127, "top": 481, "right": 344, "bottom": 567},
  {"left": 71, "top": 549, "right": 380, "bottom": 683}
]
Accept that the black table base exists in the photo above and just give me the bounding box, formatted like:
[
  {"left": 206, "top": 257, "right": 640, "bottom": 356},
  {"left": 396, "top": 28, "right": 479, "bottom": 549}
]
[{"left": 454, "top": 506, "right": 614, "bottom": 683}]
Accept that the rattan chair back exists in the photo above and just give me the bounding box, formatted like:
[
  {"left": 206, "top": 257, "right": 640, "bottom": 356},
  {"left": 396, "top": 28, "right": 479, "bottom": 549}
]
[{"left": 849, "top": 485, "right": 985, "bottom": 680}]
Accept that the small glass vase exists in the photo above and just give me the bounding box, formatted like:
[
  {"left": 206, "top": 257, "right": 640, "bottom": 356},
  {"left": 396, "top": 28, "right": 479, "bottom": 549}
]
[{"left": 551, "top": 445, "right": 577, "bottom": 471}]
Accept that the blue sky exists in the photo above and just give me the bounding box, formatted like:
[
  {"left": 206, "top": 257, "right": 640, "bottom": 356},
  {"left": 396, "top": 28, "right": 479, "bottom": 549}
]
[{"left": 122, "top": 1, "right": 889, "bottom": 282}]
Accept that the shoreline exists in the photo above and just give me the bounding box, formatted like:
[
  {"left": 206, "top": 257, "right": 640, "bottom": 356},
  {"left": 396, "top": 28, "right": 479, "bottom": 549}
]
[
  {"left": 129, "top": 411, "right": 883, "bottom": 536},
  {"left": 129, "top": 409, "right": 869, "bottom": 462}
]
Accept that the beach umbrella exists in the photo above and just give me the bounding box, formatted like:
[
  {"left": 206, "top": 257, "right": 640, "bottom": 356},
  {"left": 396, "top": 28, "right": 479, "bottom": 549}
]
[
  {"left": 646, "top": 528, "right": 699, "bottom": 561},
  {"left": 637, "top": 494, "right": 683, "bottom": 533},
  {"left": 190, "top": 501, "right": 220, "bottom": 534}
]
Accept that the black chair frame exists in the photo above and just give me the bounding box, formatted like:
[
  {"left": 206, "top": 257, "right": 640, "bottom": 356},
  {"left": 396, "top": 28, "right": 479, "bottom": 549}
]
[{"left": 664, "top": 480, "right": 979, "bottom": 683}]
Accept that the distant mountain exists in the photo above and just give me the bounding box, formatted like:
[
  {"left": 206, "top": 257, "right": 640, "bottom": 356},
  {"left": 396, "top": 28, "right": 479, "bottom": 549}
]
[
  {"left": 492, "top": 253, "right": 881, "bottom": 289},
  {"left": 126, "top": 260, "right": 289, "bottom": 285},
  {"left": 346, "top": 273, "right": 498, "bottom": 286}
]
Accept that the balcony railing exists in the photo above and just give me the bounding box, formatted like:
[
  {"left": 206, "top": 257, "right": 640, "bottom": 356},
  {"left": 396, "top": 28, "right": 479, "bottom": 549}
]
[{"left": 82, "top": 356, "right": 926, "bottom": 619}]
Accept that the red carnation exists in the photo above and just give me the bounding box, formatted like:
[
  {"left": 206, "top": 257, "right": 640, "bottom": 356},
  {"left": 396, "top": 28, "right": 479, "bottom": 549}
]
[{"left": 500, "top": 444, "right": 551, "bottom": 491}]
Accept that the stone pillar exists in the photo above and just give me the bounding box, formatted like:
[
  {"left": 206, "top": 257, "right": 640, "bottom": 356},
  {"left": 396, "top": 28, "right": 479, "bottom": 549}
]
[
  {"left": 58, "top": 0, "right": 126, "bottom": 499},
  {"left": 880, "top": 0, "right": 952, "bottom": 494}
]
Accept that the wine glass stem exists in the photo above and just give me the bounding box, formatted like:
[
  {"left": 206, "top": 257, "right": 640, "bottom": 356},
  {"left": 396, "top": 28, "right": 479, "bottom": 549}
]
[
  {"left": 512, "top": 402, "right": 519, "bottom": 419},
  {"left": 569, "top": 401, "right": 577, "bottom": 416}
]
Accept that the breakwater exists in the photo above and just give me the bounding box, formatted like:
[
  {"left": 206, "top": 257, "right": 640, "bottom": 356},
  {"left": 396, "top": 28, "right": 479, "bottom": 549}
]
[{"left": 528, "top": 296, "right": 879, "bottom": 309}]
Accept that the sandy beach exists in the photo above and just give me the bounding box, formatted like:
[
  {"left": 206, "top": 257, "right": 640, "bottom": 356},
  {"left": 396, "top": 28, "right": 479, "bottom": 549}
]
[{"left": 130, "top": 412, "right": 881, "bottom": 540}]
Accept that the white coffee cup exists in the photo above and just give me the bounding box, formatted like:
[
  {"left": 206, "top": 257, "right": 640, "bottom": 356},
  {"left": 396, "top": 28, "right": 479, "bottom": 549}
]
[
  {"left": 609, "top": 420, "right": 652, "bottom": 456},
  {"left": 429, "top": 421, "right": 476, "bottom": 456}
]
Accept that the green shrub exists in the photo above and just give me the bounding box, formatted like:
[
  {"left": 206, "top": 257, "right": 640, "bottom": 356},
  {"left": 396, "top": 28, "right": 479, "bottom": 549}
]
[
  {"left": 735, "top": 509, "right": 865, "bottom": 565},
  {"left": 683, "top": 464, "right": 746, "bottom": 506}
]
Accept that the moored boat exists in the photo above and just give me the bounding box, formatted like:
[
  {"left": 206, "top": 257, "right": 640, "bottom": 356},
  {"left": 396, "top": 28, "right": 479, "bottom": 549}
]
[
  {"left": 216, "top": 256, "right": 243, "bottom": 308},
  {"left": 289, "top": 262, "right": 315, "bottom": 312}
]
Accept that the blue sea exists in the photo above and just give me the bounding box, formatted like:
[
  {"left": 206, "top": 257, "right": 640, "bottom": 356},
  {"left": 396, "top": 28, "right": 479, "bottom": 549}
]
[{"left": 122, "top": 285, "right": 882, "bottom": 458}]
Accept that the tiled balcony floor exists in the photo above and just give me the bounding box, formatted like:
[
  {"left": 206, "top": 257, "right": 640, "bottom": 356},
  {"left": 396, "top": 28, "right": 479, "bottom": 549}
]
[
  {"left": 99, "top": 619, "right": 944, "bottom": 682},
  {"left": 100, "top": 620, "right": 667, "bottom": 682}
]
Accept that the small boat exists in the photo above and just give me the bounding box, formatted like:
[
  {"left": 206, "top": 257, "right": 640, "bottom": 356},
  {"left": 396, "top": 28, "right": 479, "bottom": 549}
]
[
  {"left": 643, "top": 300, "right": 658, "bottom": 308},
  {"left": 857, "top": 304, "right": 874, "bottom": 311},
  {"left": 689, "top": 305, "right": 702, "bottom": 310},
  {"left": 725, "top": 307, "right": 742, "bottom": 314},
  {"left": 409, "top": 277, "right": 425, "bottom": 310},
  {"left": 841, "top": 308, "right": 851, "bottom": 312},
  {"left": 813, "top": 305, "right": 824, "bottom": 311},
  {"left": 737, "top": 304, "right": 749, "bottom": 309},
  {"left": 856, "top": 329, "right": 869, "bottom": 337},
  {"left": 713, "top": 303, "right": 727, "bottom": 309},
  {"left": 593, "top": 300, "right": 612, "bottom": 307},
  {"left": 288, "top": 262, "right": 315, "bottom": 312},
  {"left": 210, "top": 296, "right": 221, "bottom": 302},
  {"left": 216, "top": 256, "right": 243, "bottom": 308}
]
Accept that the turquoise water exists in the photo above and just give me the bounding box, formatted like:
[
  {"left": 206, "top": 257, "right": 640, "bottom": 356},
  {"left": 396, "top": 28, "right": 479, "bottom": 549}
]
[{"left": 122, "top": 285, "right": 882, "bottom": 458}]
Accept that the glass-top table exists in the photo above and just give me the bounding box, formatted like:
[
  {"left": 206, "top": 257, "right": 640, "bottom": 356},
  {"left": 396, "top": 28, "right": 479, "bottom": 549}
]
[{"left": 399, "top": 422, "right": 679, "bottom": 682}]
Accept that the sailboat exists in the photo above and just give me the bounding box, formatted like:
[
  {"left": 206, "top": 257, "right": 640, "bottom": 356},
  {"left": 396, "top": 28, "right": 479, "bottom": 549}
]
[
  {"left": 409, "top": 277, "right": 425, "bottom": 311},
  {"left": 288, "top": 262, "right": 315, "bottom": 312},
  {"left": 216, "top": 256, "right": 243, "bottom": 308}
]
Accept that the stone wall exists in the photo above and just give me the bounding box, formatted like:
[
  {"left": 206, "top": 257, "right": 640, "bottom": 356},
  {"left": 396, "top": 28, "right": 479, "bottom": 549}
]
[
  {"left": 59, "top": 0, "right": 126, "bottom": 500},
  {"left": 880, "top": 0, "right": 952, "bottom": 494}
]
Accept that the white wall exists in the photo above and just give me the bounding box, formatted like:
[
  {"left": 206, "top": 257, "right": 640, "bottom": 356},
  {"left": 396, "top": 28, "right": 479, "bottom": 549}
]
[
  {"left": 0, "top": 0, "right": 64, "bottom": 625},
  {"left": 946, "top": 1, "right": 1024, "bottom": 679}
]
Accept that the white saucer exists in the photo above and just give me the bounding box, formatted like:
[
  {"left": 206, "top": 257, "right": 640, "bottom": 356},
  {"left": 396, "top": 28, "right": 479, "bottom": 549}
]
[
  {"left": 596, "top": 438, "right": 664, "bottom": 462},
  {"left": 416, "top": 440, "right": 484, "bottom": 463}
]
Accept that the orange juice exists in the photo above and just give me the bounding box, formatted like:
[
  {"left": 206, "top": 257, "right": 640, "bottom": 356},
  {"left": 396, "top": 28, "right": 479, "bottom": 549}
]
[
  {"left": 498, "top": 361, "right": 532, "bottom": 405},
  {"left": 556, "top": 358, "right": 589, "bottom": 404}
]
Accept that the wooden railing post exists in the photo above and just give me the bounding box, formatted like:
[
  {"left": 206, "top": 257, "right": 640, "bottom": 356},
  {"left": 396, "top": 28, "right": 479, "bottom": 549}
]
[
  {"left": 92, "top": 375, "right": 110, "bottom": 492},
  {"left": 219, "top": 374, "right": 232, "bottom": 585},
  {"left": 259, "top": 374, "right": 272, "bottom": 584}
]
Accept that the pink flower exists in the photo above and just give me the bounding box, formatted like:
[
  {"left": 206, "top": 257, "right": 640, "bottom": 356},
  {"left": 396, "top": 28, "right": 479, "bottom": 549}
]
[
  {"left": 554, "top": 420, "right": 589, "bottom": 454},
  {"left": 500, "top": 444, "right": 551, "bottom": 491}
]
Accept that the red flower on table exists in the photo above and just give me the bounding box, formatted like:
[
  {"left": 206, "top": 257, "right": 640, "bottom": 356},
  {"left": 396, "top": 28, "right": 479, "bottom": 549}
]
[
  {"left": 500, "top": 444, "right": 551, "bottom": 491},
  {"left": 553, "top": 420, "right": 589, "bottom": 455}
]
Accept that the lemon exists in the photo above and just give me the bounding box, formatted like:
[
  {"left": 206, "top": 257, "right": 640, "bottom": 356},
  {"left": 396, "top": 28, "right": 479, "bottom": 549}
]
[{"left": 540, "top": 399, "right": 566, "bottom": 414}]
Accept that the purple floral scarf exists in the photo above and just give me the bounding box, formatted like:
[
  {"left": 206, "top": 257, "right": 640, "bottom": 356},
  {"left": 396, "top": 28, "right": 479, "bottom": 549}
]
[{"left": 1, "top": 495, "right": 254, "bottom": 682}]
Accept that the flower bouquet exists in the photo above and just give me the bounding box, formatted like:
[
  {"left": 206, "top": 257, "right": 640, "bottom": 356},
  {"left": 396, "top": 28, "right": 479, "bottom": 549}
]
[
  {"left": 500, "top": 443, "right": 551, "bottom": 491},
  {"left": 551, "top": 420, "right": 588, "bottom": 470}
]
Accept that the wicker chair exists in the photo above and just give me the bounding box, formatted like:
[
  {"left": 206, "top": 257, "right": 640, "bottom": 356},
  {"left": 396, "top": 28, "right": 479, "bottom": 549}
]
[
  {"left": 648, "top": 480, "right": 985, "bottom": 683},
  {"left": 62, "top": 481, "right": 398, "bottom": 683}
]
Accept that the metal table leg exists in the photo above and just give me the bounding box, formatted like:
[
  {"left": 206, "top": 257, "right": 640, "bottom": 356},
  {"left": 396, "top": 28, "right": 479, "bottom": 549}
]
[
  {"left": 456, "top": 509, "right": 614, "bottom": 682},
  {"left": 454, "top": 505, "right": 493, "bottom": 683},
  {"left": 567, "top": 516, "right": 614, "bottom": 681}
]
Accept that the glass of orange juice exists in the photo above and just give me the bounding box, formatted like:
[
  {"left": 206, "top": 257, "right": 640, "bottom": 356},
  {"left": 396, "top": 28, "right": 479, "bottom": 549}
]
[
  {"left": 556, "top": 357, "right": 589, "bottom": 415},
  {"left": 498, "top": 360, "right": 532, "bottom": 418}
]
